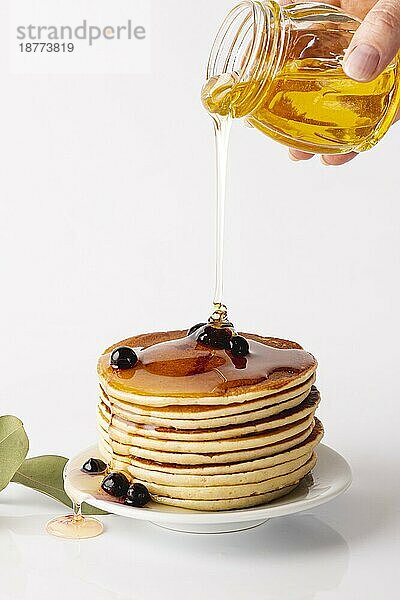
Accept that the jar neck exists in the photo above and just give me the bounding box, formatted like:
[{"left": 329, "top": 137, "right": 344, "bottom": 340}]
[{"left": 206, "top": 1, "right": 287, "bottom": 118}]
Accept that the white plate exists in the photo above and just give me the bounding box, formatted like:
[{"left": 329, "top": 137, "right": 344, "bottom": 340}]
[{"left": 64, "top": 444, "right": 351, "bottom": 534}]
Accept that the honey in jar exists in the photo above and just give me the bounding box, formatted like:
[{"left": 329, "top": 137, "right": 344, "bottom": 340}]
[{"left": 202, "top": 1, "right": 400, "bottom": 154}]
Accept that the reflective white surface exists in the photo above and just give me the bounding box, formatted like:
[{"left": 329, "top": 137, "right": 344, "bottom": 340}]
[{"left": 1, "top": 455, "right": 398, "bottom": 600}]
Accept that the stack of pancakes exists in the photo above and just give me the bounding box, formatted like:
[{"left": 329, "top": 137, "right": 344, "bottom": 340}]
[{"left": 97, "top": 330, "right": 323, "bottom": 511}]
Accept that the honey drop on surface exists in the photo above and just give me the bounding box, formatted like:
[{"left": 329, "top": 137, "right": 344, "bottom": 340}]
[{"left": 46, "top": 502, "right": 104, "bottom": 540}]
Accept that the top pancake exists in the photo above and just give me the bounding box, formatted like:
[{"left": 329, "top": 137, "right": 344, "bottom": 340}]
[{"left": 97, "top": 330, "right": 317, "bottom": 405}]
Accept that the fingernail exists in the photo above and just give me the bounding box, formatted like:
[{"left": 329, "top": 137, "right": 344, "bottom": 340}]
[
  {"left": 344, "top": 44, "right": 380, "bottom": 81},
  {"left": 289, "top": 152, "right": 299, "bottom": 162},
  {"left": 320, "top": 156, "right": 332, "bottom": 166}
]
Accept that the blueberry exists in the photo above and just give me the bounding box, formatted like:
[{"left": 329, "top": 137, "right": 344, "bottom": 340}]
[
  {"left": 230, "top": 336, "right": 249, "bottom": 357},
  {"left": 187, "top": 322, "right": 207, "bottom": 336},
  {"left": 81, "top": 457, "right": 107, "bottom": 475},
  {"left": 110, "top": 346, "right": 138, "bottom": 370},
  {"left": 101, "top": 472, "right": 130, "bottom": 498},
  {"left": 197, "top": 325, "right": 232, "bottom": 349},
  {"left": 124, "top": 483, "right": 151, "bottom": 507}
]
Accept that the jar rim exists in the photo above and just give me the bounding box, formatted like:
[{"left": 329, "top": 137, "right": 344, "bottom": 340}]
[
  {"left": 206, "top": 1, "right": 268, "bottom": 81},
  {"left": 205, "top": 1, "right": 286, "bottom": 116}
]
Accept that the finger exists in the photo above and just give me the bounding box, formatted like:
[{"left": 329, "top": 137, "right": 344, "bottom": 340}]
[
  {"left": 343, "top": 0, "right": 400, "bottom": 81},
  {"left": 321, "top": 152, "right": 358, "bottom": 166},
  {"left": 288, "top": 148, "right": 314, "bottom": 161}
]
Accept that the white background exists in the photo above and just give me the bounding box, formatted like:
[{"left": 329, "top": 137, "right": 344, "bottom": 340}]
[{"left": 0, "top": 1, "right": 399, "bottom": 598}]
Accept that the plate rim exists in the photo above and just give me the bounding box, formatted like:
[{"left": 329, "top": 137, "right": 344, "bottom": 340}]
[{"left": 66, "top": 443, "right": 352, "bottom": 525}]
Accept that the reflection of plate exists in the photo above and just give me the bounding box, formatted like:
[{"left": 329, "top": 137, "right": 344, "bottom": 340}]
[{"left": 64, "top": 444, "right": 351, "bottom": 534}]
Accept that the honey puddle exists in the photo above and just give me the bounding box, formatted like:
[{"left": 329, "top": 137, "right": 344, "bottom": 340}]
[{"left": 46, "top": 465, "right": 104, "bottom": 539}]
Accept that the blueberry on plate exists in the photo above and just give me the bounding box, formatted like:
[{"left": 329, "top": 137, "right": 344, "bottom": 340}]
[
  {"left": 124, "top": 483, "right": 151, "bottom": 507},
  {"left": 230, "top": 335, "right": 250, "bottom": 357},
  {"left": 101, "top": 472, "right": 130, "bottom": 498},
  {"left": 110, "top": 346, "right": 138, "bottom": 370},
  {"left": 81, "top": 457, "right": 107, "bottom": 475},
  {"left": 197, "top": 325, "right": 232, "bottom": 349},
  {"left": 187, "top": 322, "right": 207, "bottom": 336}
]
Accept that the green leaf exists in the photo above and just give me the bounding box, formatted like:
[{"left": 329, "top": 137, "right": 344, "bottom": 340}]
[
  {"left": 0, "top": 415, "right": 29, "bottom": 492},
  {"left": 12, "top": 455, "right": 107, "bottom": 515}
]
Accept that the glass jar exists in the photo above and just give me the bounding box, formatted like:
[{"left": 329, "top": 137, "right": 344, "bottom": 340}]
[{"left": 202, "top": 1, "right": 400, "bottom": 154}]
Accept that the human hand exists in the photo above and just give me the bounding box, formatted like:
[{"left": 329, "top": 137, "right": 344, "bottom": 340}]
[{"left": 280, "top": 1, "right": 400, "bottom": 165}]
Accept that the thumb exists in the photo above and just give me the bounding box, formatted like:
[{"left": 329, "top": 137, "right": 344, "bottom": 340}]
[{"left": 343, "top": 0, "right": 400, "bottom": 81}]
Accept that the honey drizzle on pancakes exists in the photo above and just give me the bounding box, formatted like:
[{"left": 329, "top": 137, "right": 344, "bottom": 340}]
[{"left": 98, "top": 331, "right": 316, "bottom": 399}]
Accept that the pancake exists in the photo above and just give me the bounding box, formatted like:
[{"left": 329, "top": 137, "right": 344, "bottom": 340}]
[
  {"left": 98, "top": 419, "right": 320, "bottom": 465},
  {"left": 99, "top": 373, "right": 316, "bottom": 422},
  {"left": 105, "top": 420, "right": 324, "bottom": 475},
  {"left": 97, "top": 388, "right": 319, "bottom": 442},
  {"left": 99, "top": 412, "right": 315, "bottom": 453},
  {"left": 96, "top": 329, "right": 323, "bottom": 510},
  {"left": 112, "top": 451, "right": 313, "bottom": 487},
  {"left": 133, "top": 454, "right": 317, "bottom": 500},
  {"left": 153, "top": 484, "right": 300, "bottom": 511},
  {"left": 97, "top": 330, "right": 317, "bottom": 405}
]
